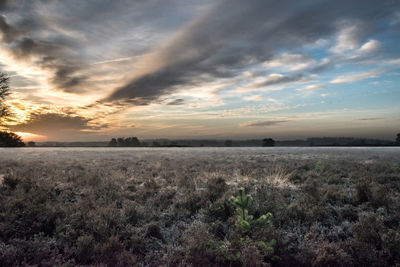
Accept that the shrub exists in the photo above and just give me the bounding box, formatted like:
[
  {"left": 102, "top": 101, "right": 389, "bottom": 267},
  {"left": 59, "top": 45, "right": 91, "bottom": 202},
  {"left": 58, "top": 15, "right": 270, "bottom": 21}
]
[
  {"left": 352, "top": 213, "right": 383, "bottom": 248},
  {"left": 124, "top": 202, "right": 140, "bottom": 225},
  {"left": 206, "top": 199, "right": 234, "bottom": 222},
  {"left": 175, "top": 191, "right": 204, "bottom": 216},
  {"left": 206, "top": 177, "right": 227, "bottom": 202},
  {"left": 313, "top": 241, "right": 353, "bottom": 267},
  {"left": 145, "top": 224, "right": 164, "bottom": 241},
  {"left": 2, "top": 175, "right": 18, "bottom": 190},
  {"left": 74, "top": 234, "right": 95, "bottom": 264},
  {"left": 371, "top": 185, "right": 391, "bottom": 209},
  {"left": 355, "top": 182, "right": 372, "bottom": 204}
]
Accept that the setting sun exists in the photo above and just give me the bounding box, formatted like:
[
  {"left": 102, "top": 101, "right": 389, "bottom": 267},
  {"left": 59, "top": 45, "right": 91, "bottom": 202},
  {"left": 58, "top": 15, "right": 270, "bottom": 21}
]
[{"left": 14, "top": 132, "right": 46, "bottom": 142}]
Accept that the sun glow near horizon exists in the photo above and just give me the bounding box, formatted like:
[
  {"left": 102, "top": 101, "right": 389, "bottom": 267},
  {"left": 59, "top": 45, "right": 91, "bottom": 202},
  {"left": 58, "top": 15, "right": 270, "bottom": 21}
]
[
  {"left": 14, "top": 132, "right": 47, "bottom": 142},
  {"left": 0, "top": 0, "right": 399, "bottom": 141}
]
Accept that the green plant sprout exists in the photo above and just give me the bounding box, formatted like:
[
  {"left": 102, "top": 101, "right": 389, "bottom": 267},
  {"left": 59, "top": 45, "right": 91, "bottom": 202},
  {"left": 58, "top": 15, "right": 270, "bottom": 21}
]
[
  {"left": 257, "top": 239, "right": 277, "bottom": 255},
  {"left": 315, "top": 160, "right": 324, "bottom": 173},
  {"left": 229, "top": 187, "right": 273, "bottom": 233},
  {"left": 392, "top": 162, "right": 399, "bottom": 171},
  {"left": 228, "top": 187, "right": 278, "bottom": 260}
]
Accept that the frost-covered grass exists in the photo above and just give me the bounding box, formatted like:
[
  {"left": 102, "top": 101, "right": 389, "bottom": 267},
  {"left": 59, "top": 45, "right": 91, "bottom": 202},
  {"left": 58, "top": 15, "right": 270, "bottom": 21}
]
[{"left": 0, "top": 147, "right": 399, "bottom": 266}]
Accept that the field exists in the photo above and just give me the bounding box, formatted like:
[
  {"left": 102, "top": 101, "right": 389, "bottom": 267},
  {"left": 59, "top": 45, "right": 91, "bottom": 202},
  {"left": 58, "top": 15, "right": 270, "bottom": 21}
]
[{"left": 0, "top": 147, "right": 400, "bottom": 266}]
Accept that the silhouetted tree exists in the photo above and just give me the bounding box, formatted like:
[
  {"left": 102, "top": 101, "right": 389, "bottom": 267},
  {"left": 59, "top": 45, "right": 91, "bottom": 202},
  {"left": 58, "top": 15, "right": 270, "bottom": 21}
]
[
  {"left": 0, "top": 74, "right": 23, "bottom": 147},
  {"left": 110, "top": 137, "right": 141, "bottom": 147},
  {"left": 262, "top": 138, "right": 275, "bottom": 147},
  {"left": 396, "top": 133, "right": 400, "bottom": 146},
  {"left": 0, "top": 131, "right": 25, "bottom": 147},
  {"left": 125, "top": 137, "right": 140, "bottom": 147},
  {"left": 0, "top": 73, "right": 10, "bottom": 124},
  {"left": 117, "top": 138, "right": 125, "bottom": 146},
  {"left": 108, "top": 138, "right": 117, "bottom": 147},
  {"left": 224, "top": 140, "right": 232, "bottom": 147}
]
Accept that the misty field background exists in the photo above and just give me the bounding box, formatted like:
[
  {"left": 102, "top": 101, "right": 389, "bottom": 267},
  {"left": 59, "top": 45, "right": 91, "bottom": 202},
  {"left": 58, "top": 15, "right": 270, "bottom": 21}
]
[{"left": 0, "top": 147, "right": 400, "bottom": 266}]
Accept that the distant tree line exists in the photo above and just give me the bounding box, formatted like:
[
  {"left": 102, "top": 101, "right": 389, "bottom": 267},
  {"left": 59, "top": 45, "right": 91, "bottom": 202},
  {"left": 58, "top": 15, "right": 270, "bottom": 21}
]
[
  {"left": 262, "top": 138, "right": 275, "bottom": 147},
  {"left": 397, "top": 133, "right": 400, "bottom": 146},
  {"left": 108, "top": 137, "right": 141, "bottom": 147},
  {"left": 27, "top": 141, "right": 36, "bottom": 147},
  {"left": 105, "top": 134, "right": 400, "bottom": 148},
  {"left": 306, "top": 136, "right": 399, "bottom": 147}
]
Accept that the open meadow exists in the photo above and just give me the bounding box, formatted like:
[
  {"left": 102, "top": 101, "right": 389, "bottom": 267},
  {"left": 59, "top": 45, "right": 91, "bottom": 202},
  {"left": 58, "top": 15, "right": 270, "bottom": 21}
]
[{"left": 0, "top": 147, "right": 400, "bottom": 266}]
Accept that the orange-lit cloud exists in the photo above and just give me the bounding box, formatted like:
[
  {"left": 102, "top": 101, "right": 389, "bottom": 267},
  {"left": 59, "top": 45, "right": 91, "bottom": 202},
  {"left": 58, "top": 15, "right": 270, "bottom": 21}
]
[{"left": 0, "top": 0, "right": 399, "bottom": 141}]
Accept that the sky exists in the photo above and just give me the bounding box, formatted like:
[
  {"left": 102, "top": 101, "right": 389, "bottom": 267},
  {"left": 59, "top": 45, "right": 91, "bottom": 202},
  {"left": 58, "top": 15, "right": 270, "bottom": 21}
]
[{"left": 0, "top": 0, "right": 399, "bottom": 141}]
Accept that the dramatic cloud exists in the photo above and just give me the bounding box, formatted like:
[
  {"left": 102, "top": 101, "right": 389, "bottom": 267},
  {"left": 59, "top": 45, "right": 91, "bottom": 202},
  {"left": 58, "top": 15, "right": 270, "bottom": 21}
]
[
  {"left": 357, "top": 40, "right": 381, "bottom": 55},
  {"left": 330, "top": 21, "right": 366, "bottom": 54},
  {"left": 8, "top": 112, "right": 105, "bottom": 137},
  {"left": 1, "top": 0, "right": 399, "bottom": 102},
  {"left": 105, "top": 0, "right": 398, "bottom": 104},
  {"left": 300, "top": 84, "right": 326, "bottom": 91},
  {"left": 0, "top": 0, "right": 399, "bottom": 140},
  {"left": 244, "top": 95, "right": 264, "bottom": 101},
  {"left": 240, "top": 120, "right": 289, "bottom": 127},
  {"left": 259, "top": 74, "right": 305, "bottom": 87},
  {"left": 0, "top": 0, "right": 10, "bottom": 10},
  {"left": 0, "top": 15, "right": 18, "bottom": 43},
  {"left": 356, "top": 117, "right": 384, "bottom": 121},
  {"left": 236, "top": 73, "right": 306, "bottom": 93},
  {"left": 166, "top": 99, "right": 185, "bottom": 106},
  {"left": 330, "top": 70, "right": 383, "bottom": 84},
  {"left": 0, "top": 0, "right": 211, "bottom": 96},
  {"left": 0, "top": 15, "right": 87, "bottom": 92},
  {"left": 263, "top": 53, "right": 316, "bottom": 71}
]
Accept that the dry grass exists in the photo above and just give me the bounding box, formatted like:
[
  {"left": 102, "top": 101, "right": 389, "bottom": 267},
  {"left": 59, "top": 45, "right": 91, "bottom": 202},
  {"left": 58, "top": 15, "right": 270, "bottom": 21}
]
[
  {"left": 263, "top": 165, "right": 296, "bottom": 189},
  {"left": 0, "top": 147, "right": 399, "bottom": 266}
]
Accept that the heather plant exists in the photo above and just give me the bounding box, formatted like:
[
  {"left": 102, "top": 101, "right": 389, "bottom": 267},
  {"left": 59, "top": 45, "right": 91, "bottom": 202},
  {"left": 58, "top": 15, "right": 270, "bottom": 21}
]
[{"left": 0, "top": 148, "right": 399, "bottom": 265}]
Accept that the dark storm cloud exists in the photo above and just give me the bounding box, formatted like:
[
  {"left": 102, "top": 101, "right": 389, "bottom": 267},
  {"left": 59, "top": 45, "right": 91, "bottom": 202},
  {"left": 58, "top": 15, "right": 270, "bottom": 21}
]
[
  {"left": 167, "top": 98, "right": 185, "bottom": 105},
  {"left": 242, "top": 120, "right": 289, "bottom": 127},
  {"left": 0, "top": 0, "right": 10, "bottom": 10},
  {"left": 1, "top": 0, "right": 399, "bottom": 101},
  {"left": 259, "top": 74, "right": 304, "bottom": 88},
  {"left": 0, "top": 0, "right": 210, "bottom": 94},
  {"left": 106, "top": 0, "right": 399, "bottom": 104},
  {"left": 0, "top": 13, "right": 87, "bottom": 93},
  {"left": 8, "top": 112, "right": 105, "bottom": 135},
  {"left": 0, "top": 15, "right": 18, "bottom": 42},
  {"left": 356, "top": 117, "right": 384, "bottom": 121},
  {"left": 10, "top": 37, "right": 40, "bottom": 57}
]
